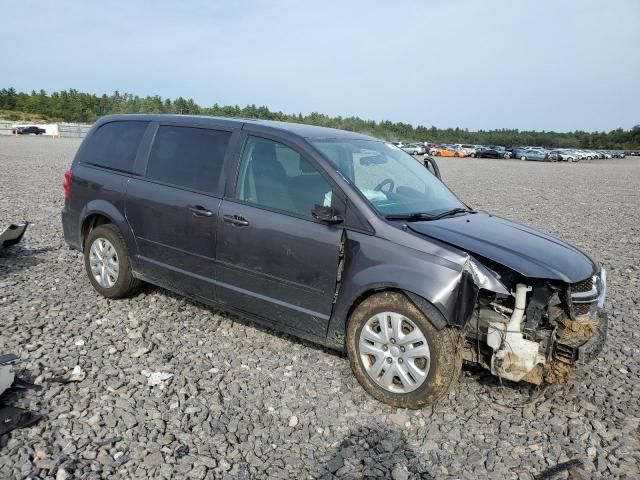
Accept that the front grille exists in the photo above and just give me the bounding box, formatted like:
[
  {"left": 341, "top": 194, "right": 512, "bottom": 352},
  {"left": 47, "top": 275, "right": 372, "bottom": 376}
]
[
  {"left": 571, "top": 302, "right": 593, "bottom": 316},
  {"left": 572, "top": 277, "right": 593, "bottom": 293},
  {"left": 568, "top": 275, "right": 599, "bottom": 318}
]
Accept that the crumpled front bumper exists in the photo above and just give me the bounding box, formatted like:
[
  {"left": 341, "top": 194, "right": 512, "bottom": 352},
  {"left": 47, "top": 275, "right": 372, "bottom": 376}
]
[{"left": 576, "top": 307, "right": 608, "bottom": 365}]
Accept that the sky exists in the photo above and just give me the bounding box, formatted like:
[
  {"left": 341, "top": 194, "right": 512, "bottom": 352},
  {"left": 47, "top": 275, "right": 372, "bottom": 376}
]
[{"left": 2, "top": 0, "right": 639, "bottom": 132}]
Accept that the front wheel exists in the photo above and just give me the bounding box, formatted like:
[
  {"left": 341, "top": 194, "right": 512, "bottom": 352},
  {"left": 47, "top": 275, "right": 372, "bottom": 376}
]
[
  {"left": 520, "top": 156, "right": 527, "bottom": 161},
  {"left": 84, "top": 224, "right": 140, "bottom": 299},
  {"left": 346, "top": 292, "right": 461, "bottom": 408}
]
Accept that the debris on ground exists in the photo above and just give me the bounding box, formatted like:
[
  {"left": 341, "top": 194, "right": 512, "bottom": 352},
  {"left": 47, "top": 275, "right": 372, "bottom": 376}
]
[
  {"left": 0, "top": 353, "right": 42, "bottom": 435},
  {"left": 0, "top": 222, "right": 28, "bottom": 250},
  {"left": 534, "top": 458, "right": 584, "bottom": 479},
  {"left": 141, "top": 370, "right": 173, "bottom": 388},
  {"left": 51, "top": 365, "right": 86, "bottom": 383},
  {"left": 543, "top": 360, "right": 573, "bottom": 384}
]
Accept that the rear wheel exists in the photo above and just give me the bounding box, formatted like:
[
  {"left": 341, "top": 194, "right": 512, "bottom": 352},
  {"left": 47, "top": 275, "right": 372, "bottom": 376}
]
[
  {"left": 84, "top": 224, "right": 140, "bottom": 299},
  {"left": 346, "top": 292, "right": 461, "bottom": 408}
]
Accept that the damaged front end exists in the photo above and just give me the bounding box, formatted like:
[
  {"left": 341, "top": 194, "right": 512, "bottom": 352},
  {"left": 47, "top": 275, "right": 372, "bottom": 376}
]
[{"left": 461, "top": 259, "right": 608, "bottom": 385}]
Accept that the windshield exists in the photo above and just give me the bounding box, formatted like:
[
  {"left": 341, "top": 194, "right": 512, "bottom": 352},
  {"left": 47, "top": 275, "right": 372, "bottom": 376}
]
[{"left": 311, "top": 139, "right": 466, "bottom": 217}]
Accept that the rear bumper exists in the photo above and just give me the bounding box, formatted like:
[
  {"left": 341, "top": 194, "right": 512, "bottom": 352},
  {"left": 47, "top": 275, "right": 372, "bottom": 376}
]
[{"left": 61, "top": 207, "right": 81, "bottom": 251}]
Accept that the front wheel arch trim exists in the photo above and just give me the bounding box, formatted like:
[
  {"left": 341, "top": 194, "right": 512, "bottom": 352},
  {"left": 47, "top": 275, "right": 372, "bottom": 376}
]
[{"left": 340, "top": 288, "right": 449, "bottom": 344}]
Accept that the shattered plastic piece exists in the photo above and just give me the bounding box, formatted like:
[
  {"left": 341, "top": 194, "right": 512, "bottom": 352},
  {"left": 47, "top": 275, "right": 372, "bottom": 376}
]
[
  {"left": 534, "top": 458, "right": 584, "bottom": 480},
  {"left": 0, "top": 353, "right": 43, "bottom": 435},
  {"left": 142, "top": 370, "right": 173, "bottom": 388},
  {"left": 0, "top": 222, "right": 29, "bottom": 250},
  {"left": 52, "top": 365, "right": 86, "bottom": 383},
  {"left": 0, "top": 405, "right": 42, "bottom": 435},
  {"left": 12, "top": 376, "right": 43, "bottom": 390},
  {"left": 74, "top": 338, "right": 85, "bottom": 346},
  {"left": 0, "top": 354, "right": 18, "bottom": 396}
]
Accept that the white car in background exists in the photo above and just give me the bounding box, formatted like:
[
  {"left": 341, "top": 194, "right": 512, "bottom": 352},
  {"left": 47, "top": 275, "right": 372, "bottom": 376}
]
[{"left": 401, "top": 143, "right": 426, "bottom": 155}]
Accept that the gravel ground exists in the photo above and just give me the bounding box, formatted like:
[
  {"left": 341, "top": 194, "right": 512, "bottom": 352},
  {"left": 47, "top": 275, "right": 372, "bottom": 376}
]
[{"left": 1, "top": 136, "right": 639, "bottom": 479}]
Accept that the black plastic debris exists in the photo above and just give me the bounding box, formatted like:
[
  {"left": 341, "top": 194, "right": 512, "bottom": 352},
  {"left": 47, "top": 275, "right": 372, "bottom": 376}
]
[
  {"left": 534, "top": 458, "right": 585, "bottom": 480},
  {"left": 0, "top": 353, "right": 42, "bottom": 436},
  {"left": 0, "top": 222, "right": 28, "bottom": 250}
]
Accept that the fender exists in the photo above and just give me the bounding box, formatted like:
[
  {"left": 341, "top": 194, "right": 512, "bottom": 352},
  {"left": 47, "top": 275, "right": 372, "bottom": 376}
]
[
  {"left": 325, "top": 231, "right": 471, "bottom": 350},
  {"left": 78, "top": 199, "right": 138, "bottom": 261}
]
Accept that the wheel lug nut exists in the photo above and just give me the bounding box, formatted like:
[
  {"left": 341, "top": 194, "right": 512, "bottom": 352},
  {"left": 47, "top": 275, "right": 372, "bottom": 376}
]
[
  {"left": 390, "top": 338, "right": 396, "bottom": 344},
  {"left": 398, "top": 358, "right": 403, "bottom": 364},
  {"left": 400, "top": 346, "right": 405, "bottom": 352},
  {"left": 382, "top": 345, "right": 388, "bottom": 351},
  {"left": 386, "top": 357, "right": 392, "bottom": 364}
]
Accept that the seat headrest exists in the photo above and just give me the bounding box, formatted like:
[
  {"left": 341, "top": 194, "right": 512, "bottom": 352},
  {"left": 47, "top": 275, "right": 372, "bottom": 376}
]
[{"left": 252, "top": 139, "right": 276, "bottom": 163}]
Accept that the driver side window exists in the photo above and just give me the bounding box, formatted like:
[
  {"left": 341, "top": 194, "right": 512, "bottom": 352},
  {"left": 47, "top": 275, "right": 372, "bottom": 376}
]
[{"left": 237, "top": 136, "right": 333, "bottom": 219}]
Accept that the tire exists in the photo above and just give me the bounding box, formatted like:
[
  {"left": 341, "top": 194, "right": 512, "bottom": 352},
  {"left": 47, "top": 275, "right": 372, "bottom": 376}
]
[
  {"left": 84, "top": 224, "right": 140, "bottom": 299},
  {"left": 346, "top": 291, "right": 461, "bottom": 408}
]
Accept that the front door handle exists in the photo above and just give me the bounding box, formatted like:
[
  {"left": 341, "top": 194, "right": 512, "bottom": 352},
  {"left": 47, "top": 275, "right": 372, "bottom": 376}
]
[
  {"left": 189, "top": 206, "right": 213, "bottom": 217},
  {"left": 223, "top": 214, "right": 250, "bottom": 227}
]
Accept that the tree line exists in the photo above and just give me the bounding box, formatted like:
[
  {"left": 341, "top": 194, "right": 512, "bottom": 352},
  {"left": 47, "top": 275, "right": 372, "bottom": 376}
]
[{"left": 1, "top": 87, "right": 638, "bottom": 149}]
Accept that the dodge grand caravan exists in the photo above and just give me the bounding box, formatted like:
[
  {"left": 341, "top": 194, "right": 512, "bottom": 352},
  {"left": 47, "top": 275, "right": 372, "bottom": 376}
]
[{"left": 61, "top": 115, "right": 607, "bottom": 408}]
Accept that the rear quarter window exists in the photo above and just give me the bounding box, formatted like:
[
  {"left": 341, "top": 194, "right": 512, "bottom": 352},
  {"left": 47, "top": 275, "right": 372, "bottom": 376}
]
[
  {"left": 145, "top": 125, "right": 231, "bottom": 195},
  {"left": 78, "top": 121, "right": 148, "bottom": 173}
]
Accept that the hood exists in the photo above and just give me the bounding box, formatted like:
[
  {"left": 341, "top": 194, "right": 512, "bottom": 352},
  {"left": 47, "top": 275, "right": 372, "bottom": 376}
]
[{"left": 407, "top": 212, "right": 597, "bottom": 283}]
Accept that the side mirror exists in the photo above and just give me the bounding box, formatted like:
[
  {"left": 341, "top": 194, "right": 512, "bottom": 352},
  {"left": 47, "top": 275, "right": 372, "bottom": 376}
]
[
  {"left": 423, "top": 156, "right": 441, "bottom": 180},
  {"left": 312, "top": 205, "right": 344, "bottom": 225}
]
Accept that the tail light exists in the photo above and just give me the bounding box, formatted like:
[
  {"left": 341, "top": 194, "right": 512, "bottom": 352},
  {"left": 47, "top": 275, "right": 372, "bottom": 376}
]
[{"left": 63, "top": 169, "right": 73, "bottom": 199}]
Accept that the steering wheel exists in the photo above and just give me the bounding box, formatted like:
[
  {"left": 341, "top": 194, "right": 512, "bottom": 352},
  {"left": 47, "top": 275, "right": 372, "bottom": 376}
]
[{"left": 374, "top": 178, "right": 395, "bottom": 193}]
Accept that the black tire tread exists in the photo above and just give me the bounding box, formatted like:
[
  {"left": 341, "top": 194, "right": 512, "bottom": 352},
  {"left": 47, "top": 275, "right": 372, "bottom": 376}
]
[{"left": 84, "top": 224, "right": 140, "bottom": 299}]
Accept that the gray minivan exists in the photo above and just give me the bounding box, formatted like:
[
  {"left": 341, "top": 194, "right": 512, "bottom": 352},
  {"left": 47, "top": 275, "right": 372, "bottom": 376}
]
[{"left": 62, "top": 115, "right": 607, "bottom": 408}]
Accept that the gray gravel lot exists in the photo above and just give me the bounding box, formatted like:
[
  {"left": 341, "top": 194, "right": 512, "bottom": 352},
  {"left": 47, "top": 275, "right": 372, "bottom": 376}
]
[{"left": 1, "top": 136, "right": 639, "bottom": 479}]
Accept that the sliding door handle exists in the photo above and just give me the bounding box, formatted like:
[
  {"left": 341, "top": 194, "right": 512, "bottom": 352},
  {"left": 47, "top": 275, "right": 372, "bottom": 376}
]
[{"left": 223, "top": 214, "right": 249, "bottom": 227}]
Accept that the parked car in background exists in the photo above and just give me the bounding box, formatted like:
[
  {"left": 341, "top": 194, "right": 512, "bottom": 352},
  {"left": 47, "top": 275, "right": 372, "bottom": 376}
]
[
  {"left": 516, "top": 148, "right": 549, "bottom": 162},
  {"left": 550, "top": 150, "right": 577, "bottom": 162},
  {"left": 476, "top": 147, "right": 511, "bottom": 159},
  {"left": 455, "top": 144, "right": 479, "bottom": 157},
  {"left": 17, "top": 126, "right": 46, "bottom": 135},
  {"left": 61, "top": 114, "right": 608, "bottom": 408},
  {"left": 402, "top": 143, "right": 426, "bottom": 155},
  {"left": 432, "top": 145, "right": 459, "bottom": 157},
  {"left": 562, "top": 149, "right": 585, "bottom": 160}
]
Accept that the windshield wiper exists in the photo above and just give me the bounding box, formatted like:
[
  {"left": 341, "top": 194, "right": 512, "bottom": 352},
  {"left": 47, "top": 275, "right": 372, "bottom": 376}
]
[
  {"left": 385, "top": 212, "right": 437, "bottom": 221},
  {"left": 430, "top": 207, "right": 476, "bottom": 220},
  {"left": 385, "top": 208, "right": 476, "bottom": 222}
]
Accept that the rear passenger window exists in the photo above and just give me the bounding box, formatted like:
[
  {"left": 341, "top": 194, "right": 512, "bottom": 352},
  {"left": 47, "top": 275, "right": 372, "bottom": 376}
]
[
  {"left": 79, "top": 121, "right": 148, "bottom": 173},
  {"left": 146, "top": 126, "right": 231, "bottom": 195}
]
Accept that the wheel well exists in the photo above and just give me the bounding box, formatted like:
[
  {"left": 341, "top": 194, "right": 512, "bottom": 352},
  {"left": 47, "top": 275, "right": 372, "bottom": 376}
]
[
  {"left": 81, "top": 214, "right": 111, "bottom": 250},
  {"left": 344, "top": 288, "right": 448, "bottom": 332}
]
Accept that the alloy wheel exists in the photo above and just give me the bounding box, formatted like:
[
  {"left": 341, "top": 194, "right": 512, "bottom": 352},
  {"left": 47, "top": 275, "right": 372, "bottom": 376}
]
[{"left": 89, "top": 237, "right": 119, "bottom": 288}]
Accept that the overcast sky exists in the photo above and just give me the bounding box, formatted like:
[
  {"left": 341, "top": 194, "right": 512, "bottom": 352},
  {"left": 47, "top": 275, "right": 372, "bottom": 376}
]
[{"left": 3, "top": 0, "right": 639, "bottom": 132}]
